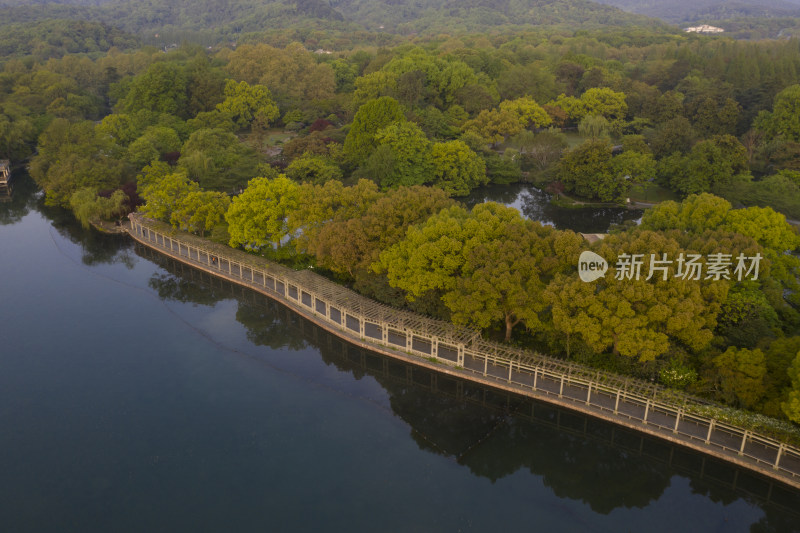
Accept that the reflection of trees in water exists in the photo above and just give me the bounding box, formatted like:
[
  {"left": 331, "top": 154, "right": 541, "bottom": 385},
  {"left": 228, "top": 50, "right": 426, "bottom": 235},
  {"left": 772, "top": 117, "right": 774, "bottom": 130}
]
[
  {"left": 0, "top": 172, "right": 37, "bottom": 226},
  {"left": 235, "top": 301, "right": 307, "bottom": 351},
  {"left": 143, "top": 250, "right": 307, "bottom": 351},
  {"left": 462, "top": 184, "right": 525, "bottom": 209},
  {"left": 138, "top": 253, "right": 800, "bottom": 523},
  {"left": 310, "top": 327, "right": 800, "bottom": 524},
  {"left": 464, "top": 183, "right": 644, "bottom": 234},
  {"left": 463, "top": 415, "right": 671, "bottom": 513},
  {"left": 29, "top": 176, "right": 134, "bottom": 267}
]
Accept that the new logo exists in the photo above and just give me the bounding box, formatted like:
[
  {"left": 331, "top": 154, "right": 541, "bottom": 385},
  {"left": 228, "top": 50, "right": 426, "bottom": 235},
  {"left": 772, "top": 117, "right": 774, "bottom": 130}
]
[{"left": 578, "top": 251, "right": 608, "bottom": 282}]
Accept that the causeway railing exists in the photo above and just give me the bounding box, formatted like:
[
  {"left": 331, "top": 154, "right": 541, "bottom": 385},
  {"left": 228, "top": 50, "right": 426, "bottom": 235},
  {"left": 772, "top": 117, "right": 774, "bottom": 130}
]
[{"left": 128, "top": 213, "right": 800, "bottom": 488}]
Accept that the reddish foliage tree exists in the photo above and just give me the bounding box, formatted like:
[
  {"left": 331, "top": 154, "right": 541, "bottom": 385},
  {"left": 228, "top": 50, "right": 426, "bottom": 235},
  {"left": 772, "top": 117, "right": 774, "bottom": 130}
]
[{"left": 309, "top": 118, "right": 333, "bottom": 133}]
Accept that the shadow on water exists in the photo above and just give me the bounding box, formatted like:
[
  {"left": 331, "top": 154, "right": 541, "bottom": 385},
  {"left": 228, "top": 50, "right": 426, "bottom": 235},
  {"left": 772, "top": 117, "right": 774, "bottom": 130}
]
[
  {"left": 5, "top": 172, "right": 137, "bottom": 268},
  {"left": 0, "top": 170, "right": 38, "bottom": 226},
  {"left": 139, "top": 246, "right": 800, "bottom": 530},
  {"left": 463, "top": 183, "right": 644, "bottom": 234}
]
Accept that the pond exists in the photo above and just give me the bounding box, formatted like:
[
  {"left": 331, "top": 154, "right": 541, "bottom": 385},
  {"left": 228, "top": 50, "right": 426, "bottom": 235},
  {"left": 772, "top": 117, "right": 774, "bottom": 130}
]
[{"left": 464, "top": 183, "right": 644, "bottom": 234}]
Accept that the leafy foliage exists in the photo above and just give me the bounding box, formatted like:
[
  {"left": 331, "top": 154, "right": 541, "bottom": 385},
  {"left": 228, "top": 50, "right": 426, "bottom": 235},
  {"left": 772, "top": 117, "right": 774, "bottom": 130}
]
[{"left": 225, "top": 176, "right": 299, "bottom": 248}]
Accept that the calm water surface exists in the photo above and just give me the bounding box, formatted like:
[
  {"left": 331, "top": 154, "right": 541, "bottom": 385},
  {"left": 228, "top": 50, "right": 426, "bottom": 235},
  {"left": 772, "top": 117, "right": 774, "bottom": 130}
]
[
  {"left": 465, "top": 183, "right": 643, "bottom": 234},
  {"left": 1, "top": 176, "right": 799, "bottom": 532}
]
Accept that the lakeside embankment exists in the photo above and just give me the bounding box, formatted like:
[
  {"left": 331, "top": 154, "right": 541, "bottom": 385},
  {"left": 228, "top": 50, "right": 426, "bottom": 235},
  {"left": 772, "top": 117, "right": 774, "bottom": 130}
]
[{"left": 127, "top": 213, "right": 800, "bottom": 490}]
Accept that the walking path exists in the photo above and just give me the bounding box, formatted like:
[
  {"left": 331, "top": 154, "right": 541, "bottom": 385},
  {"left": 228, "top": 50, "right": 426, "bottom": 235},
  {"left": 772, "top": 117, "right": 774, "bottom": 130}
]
[{"left": 127, "top": 213, "right": 800, "bottom": 490}]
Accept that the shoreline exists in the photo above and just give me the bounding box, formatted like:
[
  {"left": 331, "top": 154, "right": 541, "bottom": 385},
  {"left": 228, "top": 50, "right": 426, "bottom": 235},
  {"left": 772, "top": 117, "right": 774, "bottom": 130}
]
[{"left": 126, "top": 215, "right": 800, "bottom": 491}]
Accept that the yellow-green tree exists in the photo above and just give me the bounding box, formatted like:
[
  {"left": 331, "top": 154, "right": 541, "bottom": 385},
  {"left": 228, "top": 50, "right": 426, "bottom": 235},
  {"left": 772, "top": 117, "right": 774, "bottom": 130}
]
[
  {"left": 215, "top": 79, "right": 279, "bottom": 131},
  {"left": 782, "top": 350, "right": 800, "bottom": 423},
  {"left": 499, "top": 97, "right": 552, "bottom": 128},
  {"left": 377, "top": 203, "right": 582, "bottom": 341},
  {"left": 431, "top": 140, "right": 487, "bottom": 196},
  {"left": 713, "top": 347, "right": 767, "bottom": 408},
  {"left": 225, "top": 176, "right": 299, "bottom": 248},
  {"left": 139, "top": 170, "right": 199, "bottom": 222},
  {"left": 170, "top": 190, "right": 230, "bottom": 237},
  {"left": 545, "top": 231, "right": 730, "bottom": 361},
  {"left": 461, "top": 108, "right": 523, "bottom": 146}
]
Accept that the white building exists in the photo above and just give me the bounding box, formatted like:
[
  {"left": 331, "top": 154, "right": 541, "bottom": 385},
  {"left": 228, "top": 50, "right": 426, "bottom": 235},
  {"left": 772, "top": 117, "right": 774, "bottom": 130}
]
[{"left": 684, "top": 24, "right": 725, "bottom": 34}]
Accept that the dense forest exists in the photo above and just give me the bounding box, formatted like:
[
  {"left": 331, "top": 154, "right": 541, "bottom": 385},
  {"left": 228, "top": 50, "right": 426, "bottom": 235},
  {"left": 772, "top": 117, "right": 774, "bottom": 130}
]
[{"left": 1, "top": 2, "right": 800, "bottom": 435}]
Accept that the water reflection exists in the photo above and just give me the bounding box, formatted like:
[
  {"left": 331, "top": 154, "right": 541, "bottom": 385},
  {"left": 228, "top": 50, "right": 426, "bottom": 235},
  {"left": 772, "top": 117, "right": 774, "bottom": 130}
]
[
  {"left": 141, "top": 248, "right": 800, "bottom": 527},
  {"left": 15, "top": 172, "right": 136, "bottom": 268},
  {"left": 0, "top": 171, "right": 36, "bottom": 226},
  {"left": 464, "top": 183, "right": 644, "bottom": 234}
]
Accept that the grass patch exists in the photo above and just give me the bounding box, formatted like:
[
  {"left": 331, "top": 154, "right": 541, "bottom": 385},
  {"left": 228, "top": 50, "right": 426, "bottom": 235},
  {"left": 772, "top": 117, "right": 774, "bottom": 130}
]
[{"left": 627, "top": 182, "right": 679, "bottom": 204}]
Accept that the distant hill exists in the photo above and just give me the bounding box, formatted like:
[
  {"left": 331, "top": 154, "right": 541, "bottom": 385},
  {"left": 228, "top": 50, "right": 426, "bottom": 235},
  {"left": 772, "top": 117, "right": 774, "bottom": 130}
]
[
  {"left": 0, "top": 0, "right": 672, "bottom": 41},
  {"left": 592, "top": 0, "right": 800, "bottom": 23}
]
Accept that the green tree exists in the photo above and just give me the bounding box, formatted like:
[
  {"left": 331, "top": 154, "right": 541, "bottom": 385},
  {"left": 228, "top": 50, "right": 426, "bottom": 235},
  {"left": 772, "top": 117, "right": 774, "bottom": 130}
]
[
  {"left": 178, "top": 128, "right": 259, "bottom": 191},
  {"left": 499, "top": 97, "right": 552, "bottom": 128},
  {"left": 461, "top": 108, "right": 523, "bottom": 146},
  {"left": 373, "top": 121, "right": 434, "bottom": 189},
  {"left": 30, "top": 118, "right": 127, "bottom": 207},
  {"left": 647, "top": 116, "right": 695, "bottom": 158},
  {"left": 556, "top": 138, "right": 624, "bottom": 201},
  {"left": 126, "top": 126, "right": 182, "bottom": 168},
  {"left": 353, "top": 71, "right": 397, "bottom": 105},
  {"left": 139, "top": 170, "right": 199, "bottom": 222},
  {"left": 170, "top": 190, "right": 230, "bottom": 237},
  {"left": 430, "top": 140, "right": 487, "bottom": 196},
  {"left": 343, "top": 96, "right": 405, "bottom": 165},
  {"left": 286, "top": 153, "right": 343, "bottom": 184},
  {"left": 640, "top": 193, "right": 732, "bottom": 234},
  {"left": 289, "top": 179, "right": 382, "bottom": 253},
  {"left": 377, "top": 203, "right": 580, "bottom": 341},
  {"left": 551, "top": 88, "right": 627, "bottom": 122},
  {"left": 578, "top": 115, "right": 610, "bottom": 139},
  {"left": 713, "top": 347, "right": 767, "bottom": 408},
  {"left": 309, "top": 185, "right": 454, "bottom": 277},
  {"left": 224, "top": 42, "right": 335, "bottom": 103},
  {"left": 759, "top": 85, "right": 800, "bottom": 142},
  {"left": 781, "top": 350, "right": 800, "bottom": 423},
  {"left": 546, "top": 231, "right": 729, "bottom": 362},
  {"left": 225, "top": 176, "right": 299, "bottom": 248},
  {"left": 120, "top": 62, "right": 187, "bottom": 117},
  {"left": 581, "top": 87, "right": 627, "bottom": 121},
  {"left": 69, "top": 187, "right": 128, "bottom": 228},
  {"left": 215, "top": 79, "right": 279, "bottom": 131},
  {"left": 0, "top": 108, "right": 35, "bottom": 161},
  {"left": 610, "top": 150, "right": 656, "bottom": 186},
  {"left": 669, "top": 135, "right": 749, "bottom": 196}
]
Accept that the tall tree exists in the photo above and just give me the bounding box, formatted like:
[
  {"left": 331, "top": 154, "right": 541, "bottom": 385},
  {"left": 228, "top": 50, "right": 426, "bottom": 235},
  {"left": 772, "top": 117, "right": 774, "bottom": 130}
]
[
  {"left": 343, "top": 96, "right": 404, "bottom": 165},
  {"left": 225, "top": 176, "right": 299, "bottom": 249},
  {"left": 713, "top": 347, "right": 767, "bottom": 408},
  {"left": 139, "top": 170, "right": 199, "bottom": 222},
  {"left": 170, "top": 190, "right": 230, "bottom": 237},
  {"left": 119, "top": 62, "right": 188, "bottom": 117},
  {"left": 431, "top": 140, "right": 487, "bottom": 196},
  {"left": 377, "top": 203, "right": 581, "bottom": 341},
  {"left": 178, "top": 128, "right": 259, "bottom": 191},
  {"left": 215, "top": 79, "right": 279, "bottom": 131},
  {"left": 373, "top": 121, "right": 434, "bottom": 189}
]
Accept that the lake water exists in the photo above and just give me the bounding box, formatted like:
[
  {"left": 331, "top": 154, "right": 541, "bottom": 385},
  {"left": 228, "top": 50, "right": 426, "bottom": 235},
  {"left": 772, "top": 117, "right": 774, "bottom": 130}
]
[
  {"left": 1, "top": 176, "right": 799, "bottom": 532},
  {"left": 465, "top": 183, "right": 643, "bottom": 234}
]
